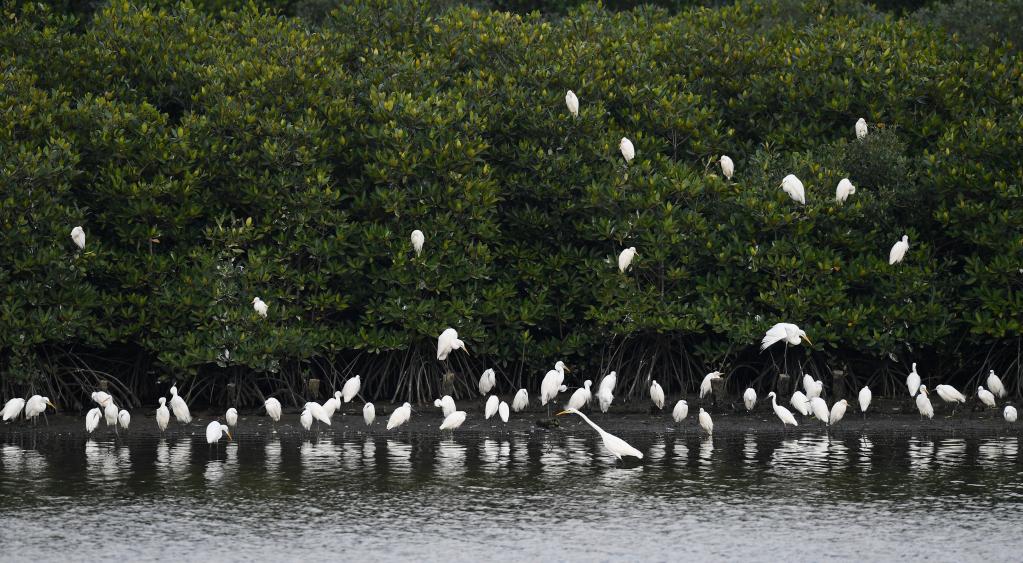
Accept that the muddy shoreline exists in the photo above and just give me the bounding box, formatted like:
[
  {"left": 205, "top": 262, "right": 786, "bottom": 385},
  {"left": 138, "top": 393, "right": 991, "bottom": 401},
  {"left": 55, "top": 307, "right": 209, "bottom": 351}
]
[{"left": 2, "top": 397, "right": 1019, "bottom": 441}]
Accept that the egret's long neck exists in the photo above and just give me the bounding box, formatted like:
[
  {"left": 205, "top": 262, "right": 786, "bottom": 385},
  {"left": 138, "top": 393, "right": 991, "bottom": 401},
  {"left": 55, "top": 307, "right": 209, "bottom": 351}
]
[{"left": 572, "top": 411, "right": 603, "bottom": 434}]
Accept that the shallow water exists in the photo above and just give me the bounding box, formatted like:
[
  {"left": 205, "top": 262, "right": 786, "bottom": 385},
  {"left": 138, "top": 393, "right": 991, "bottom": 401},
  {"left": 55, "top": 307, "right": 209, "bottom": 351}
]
[{"left": 1, "top": 430, "right": 1021, "bottom": 562}]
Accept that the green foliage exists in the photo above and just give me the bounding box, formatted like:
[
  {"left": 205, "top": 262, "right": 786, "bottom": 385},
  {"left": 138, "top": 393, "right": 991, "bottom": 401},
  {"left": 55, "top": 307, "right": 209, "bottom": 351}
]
[{"left": 0, "top": 0, "right": 1020, "bottom": 405}]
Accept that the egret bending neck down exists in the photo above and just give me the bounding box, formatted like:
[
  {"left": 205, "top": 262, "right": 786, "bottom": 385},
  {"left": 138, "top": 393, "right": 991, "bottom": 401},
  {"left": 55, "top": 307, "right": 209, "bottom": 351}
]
[{"left": 557, "top": 408, "right": 643, "bottom": 461}]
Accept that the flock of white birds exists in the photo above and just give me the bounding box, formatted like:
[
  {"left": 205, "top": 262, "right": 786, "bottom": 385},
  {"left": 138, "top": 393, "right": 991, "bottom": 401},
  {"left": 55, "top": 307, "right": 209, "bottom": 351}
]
[{"left": 6, "top": 96, "right": 1013, "bottom": 463}]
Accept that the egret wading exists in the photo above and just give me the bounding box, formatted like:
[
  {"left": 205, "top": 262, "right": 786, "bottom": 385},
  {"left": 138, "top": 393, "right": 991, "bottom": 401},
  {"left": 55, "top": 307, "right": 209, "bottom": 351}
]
[
  {"left": 557, "top": 408, "right": 642, "bottom": 462},
  {"left": 767, "top": 392, "right": 798, "bottom": 431},
  {"left": 264, "top": 397, "right": 282, "bottom": 432}
]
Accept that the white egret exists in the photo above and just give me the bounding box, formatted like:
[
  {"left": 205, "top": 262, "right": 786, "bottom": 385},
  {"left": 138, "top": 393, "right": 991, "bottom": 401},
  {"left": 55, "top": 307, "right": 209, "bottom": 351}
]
[
  {"left": 829, "top": 400, "right": 849, "bottom": 427},
  {"left": 855, "top": 117, "right": 868, "bottom": 139},
  {"left": 835, "top": 178, "right": 856, "bottom": 203},
  {"left": 322, "top": 393, "right": 341, "bottom": 420},
  {"left": 743, "top": 388, "right": 757, "bottom": 412},
  {"left": 156, "top": 398, "right": 170, "bottom": 432},
  {"left": 1004, "top": 405, "right": 1017, "bottom": 423},
  {"left": 906, "top": 363, "right": 921, "bottom": 397},
  {"left": 650, "top": 380, "right": 665, "bottom": 410},
  {"left": 698, "top": 408, "right": 714, "bottom": 435},
  {"left": 557, "top": 408, "right": 643, "bottom": 460},
  {"left": 440, "top": 410, "right": 467, "bottom": 431},
  {"left": 767, "top": 392, "right": 798, "bottom": 429},
  {"left": 987, "top": 370, "right": 1006, "bottom": 399},
  {"left": 342, "top": 375, "right": 361, "bottom": 403},
  {"left": 225, "top": 407, "right": 238, "bottom": 427},
  {"left": 511, "top": 389, "right": 529, "bottom": 412},
  {"left": 889, "top": 235, "right": 909, "bottom": 265},
  {"left": 300, "top": 410, "right": 312, "bottom": 431},
  {"left": 85, "top": 408, "right": 101, "bottom": 433},
  {"left": 916, "top": 385, "right": 935, "bottom": 419},
  {"left": 24, "top": 396, "right": 56, "bottom": 424},
  {"left": 205, "top": 421, "right": 232, "bottom": 445},
  {"left": 803, "top": 374, "right": 823, "bottom": 400},
  {"left": 363, "top": 403, "right": 375, "bottom": 425},
  {"left": 304, "top": 402, "right": 331, "bottom": 426},
  {"left": 719, "top": 155, "right": 734, "bottom": 180},
  {"left": 977, "top": 387, "right": 996, "bottom": 409},
  {"left": 618, "top": 247, "right": 637, "bottom": 273},
  {"left": 410, "top": 229, "right": 425, "bottom": 256},
  {"left": 71, "top": 225, "right": 86, "bottom": 249},
  {"left": 499, "top": 401, "right": 510, "bottom": 423},
  {"left": 434, "top": 395, "right": 456, "bottom": 417},
  {"left": 790, "top": 391, "right": 811, "bottom": 416},
  {"left": 565, "top": 90, "right": 579, "bottom": 117},
  {"left": 91, "top": 391, "right": 112, "bottom": 408},
  {"left": 117, "top": 409, "right": 130, "bottom": 430},
  {"left": 2, "top": 398, "right": 25, "bottom": 422},
  {"left": 761, "top": 323, "right": 810, "bottom": 351},
  {"left": 566, "top": 380, "right": 592, "bottom": 411},
  {"left": 619, "top": 137, "right": 635, "bottom": 163},
  {"left": 672, "top": 399, "right": 688, "bottom": 423},
  {"left": 540, "top": 361, "right": 569, "bottom": 407},
  {"left": 859, "top": 386, "right": 872, "bottom": 415},
  {"left": 810, "top": 397, "right": 830, "bottom": 426},
  {"left": 935, "top": 385, "right": 966, "bottom": 411},
  {"left": 780, "top": 174, "right": 806, "bottom": 204},
  {"left": 478, "top": 368, "right": 496, "bottom": 396},
  {"left": 597, "top": 371, "right": 617, "bottom": 413},
  {"left": 437, "top": 328, "right": 468, "bottom": 361},
  {"left": 104, "top": 402, "right": 118, "bottom": 427},
  {"left": 387, "top": 402, "right": 412, "bottom": 430},
  {"left": 699, "top": 371, "right": 723, "bottom": 399},
  {"left": 169, "top": 385, "right": 192, "bottom": 424},
  {"left": 264, "top": 397, "right": 282, "bottom": 430},
  {"left": 252, "top": 297, "right": 268, "bottom": 318},
  {"left": 484, "top": 395, "right": 500, "bottom": 420}
]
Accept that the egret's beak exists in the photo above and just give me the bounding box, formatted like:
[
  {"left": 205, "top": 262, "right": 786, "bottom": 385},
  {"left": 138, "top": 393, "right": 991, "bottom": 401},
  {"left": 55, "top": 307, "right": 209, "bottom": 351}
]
[
  {"left": 226, "top": 430, "right": 233, "bottom": 441},
  {"left": 801, "top": 335, "right": 813, "bottom": 345},
  {"left": 563, "top": 366, "right": 570, "bottom": 372},
  {"left": 556, "top": 410, "right": 570, "bottom": 416},
  {"left": 46, "top": 400, "right": 57, "bottom": 410}
]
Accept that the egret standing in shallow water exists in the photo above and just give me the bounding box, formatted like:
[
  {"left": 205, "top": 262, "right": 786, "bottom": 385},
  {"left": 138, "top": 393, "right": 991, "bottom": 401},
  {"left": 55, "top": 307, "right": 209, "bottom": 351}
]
[
  {"left": 650, "top": 380, "right": 665, "bottom": 410},
  {"left": 478, "top": 368, "right": 496, "bottom": 396},
  {"left": 1005, "top": 406, "right": 1018, "bottom": 424},
  {"left": 790, "top": 391, "right": 811, "bottom": 416},
  {"left": 935, "top": 384, "right": 966, "bottom": 413},
  {"left": 85, "top": 408, "right": 101, "bottom": 433},
  {"left": 829, "top": 400, "right": 849, "bottom": 427},
  {"left": 440, "top": 411, "right": 467, "bottom": 431},
  {"left": 264, "top": 397, "right": 282, "bottom": 431},
  {"left": 169, "top": 385, "right": 191, "bottom": 424},
  {"left": 2, "top": 398, "right": 25, "bottom": 422},
  {"left": 719, "top": 155, "right": 734, "bottom": 180},
  {"left": 437, "top": 328, "right": 468, "bottom": 361},
  {"left": 205, "top": 421, "right": 232, "bottom": 445},
  {"left": 698, "top": 408, "right": 714, "bottom": 435},
  {"left": 767, "top": 392, "right": 798, "bottom": 430},
  {"left": 117, "top": 409, "right": 130, "bottom": 431},
  {"left": 342, "top": 375, "right": 361, "bottom": 404},
  {"left": 104, "top": 402, "right": 118, "bottom": 427},
  {"left": 23, "top": 395, "right": 56, "bottom": 425},
  {"left": 780, "top": 174, "right": 806, "bottom": 204},
  {"left": 225, "top": 408, "right": 238, "bottom": 428},
  {"left": 304, "top": 402, "right": 331, "bottom": 427},
  {"left": 672, "top": 400, "right": 688, "bottom": 424},
  {"left": 499, "top": 401, "right": 510, "bottom": 423},
  {"left": 434, "top": 395, "right": 456, "bottom": 417},
  {"left": 743, "top": 388, "right": 757, "bottom": 412},
  {"left": 889, "top": 235, "right": 909, "bottom": 265},
  {"left": 987, "top": 370, "right": 1006, "bottom": 399},
  {"left": 618, "top": 247, "right": 637, "bottom": 273},
  {"left": 387, "top": 402, "right": 411, "bottom": 430},
  {"left": 977, "top": 387, "right": 996, "bottom": 409},
  {"left": 916, "top": 385, "right": 935, "bottom": 419},
  {"left": 156, "top": 398, "right": 170, "bottom": 432},
  {"left": 540, "top": 361, "right": 569, "bottom": 413},
  {"left": 906, "top": 363, "right": 921, "bottom": 397},
  {"left": 566, "top": 380, "right": 592, "bottom": 411},
  {"left": 810, "top": 397, "right": 830, "bottom": 427},
  {"left": 363, "top": 403, "right": 375, "bottom": 425},
  {"left": 300, "top": 410, "right": 313, "bottom": 431},
  {"left": 859, "top": 386, "right": 872, "bottom": 418},
  {"left": 484, "top": 395, "right": 500, "bottom": 420},
  {"left": 511, "top": 389, "right": 529, "bottom": 412},
  {"left": 557, "top": 408, "right": 643, "bottom": 461}
]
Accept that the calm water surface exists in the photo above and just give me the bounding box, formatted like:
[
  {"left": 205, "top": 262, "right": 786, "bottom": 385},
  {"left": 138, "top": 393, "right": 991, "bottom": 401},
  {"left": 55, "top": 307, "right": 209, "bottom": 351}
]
[{"left": 1, "top": 430, "right": 1021, "bottom": 562}]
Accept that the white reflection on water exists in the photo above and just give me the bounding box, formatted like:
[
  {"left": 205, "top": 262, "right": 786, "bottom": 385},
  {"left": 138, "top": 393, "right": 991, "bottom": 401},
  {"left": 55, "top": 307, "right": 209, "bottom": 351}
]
[
  {"left": 85, "top": 439, "right": 130, "bottom": 483},
  {"left": 204, "top": 442, "right": 237, "bottom": 486},
  {"left": 264, "top": 438, "right": 281, "bottom": 474},
  {"left": 0, "top": 443, "right": 46, "bottom": 481},
  {"left": 436, "top": 439, "right": 467, "bottom": 478},
  {"left": 386, "top": 439, "right": 411, "bottom": 474},
  {"left": 978, "top": 437, "right": 1018, "bottom": 467}
]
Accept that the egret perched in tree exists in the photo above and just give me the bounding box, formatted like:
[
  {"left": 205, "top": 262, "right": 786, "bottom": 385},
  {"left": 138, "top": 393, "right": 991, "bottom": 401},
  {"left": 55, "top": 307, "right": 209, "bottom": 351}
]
[
  {"left": 363, "top": 403, "right": 375, "bottom": 425},
  {"left": 810, "top": 397, "right": 830, "bottom": 426},
  {"left": 300, "top": 410, "right": 312, "bottom": 431},
  {"left": 169, "top": 385, "right": 191, "bottom": 424},
  {"left": 557, "top": 408, "right": 643, "bottom": 460},
  {"left": 565, "top": 90, "right": 579, "bottom": 117},
  {"left": 434, "top": 395, "right": 456, "bottom": 417},
  {"left": 24, "top": 396, "right": 56, "bottom": 425},
  {"left": 672, "top": 400, "right": 688, "bottom": 423},
  {"left": 619, "top": 137, "right": 635, "bottom": 163},
  {"left": 803, "top": 374, "right": 823, "bottom": 400},
  {"left": 719, "top": 155, "right": 734, "bottom": 180},
  {"left": 117, "top": 409, "right": 130, "bottom": 430},
  {"left": 342, "top": 375, "right": 361, "bottom": 403},
  {"left": 698, "top": 408, "right": 714, "bottom": 435},
  {"left": 916, "top": 385, "right": 935, "bottom": 419},
  {"left": 889, "top": 235, "right": 909, "bottom": 265},
  {"left": 437, "top": 328, "right": 468, "bottom": 361},
  {"left": 540, "top": 361, "right": 569, "bottom": 408},
  {"left": 767, "top": 392, "right": 798, "bottom": 430},
  {"left": 71, "top": 225, "right": 86, "bottom": 250},
  {"left": 935, "top": 384, "right": 966, "bottom": 411},
  {"left": 829, "top": 400, "right": 849, "bottom": 427},
  {"left": 410, "top": 229, "right": 425, "bottom": 257},
  {"left": 597, "top": 371, "right": 617, "bottom": 413},
  {"left": 567, "top": 380, "right": 593, "bottom": 411},
  {"left": 252, "top": 297, "right": 268, "bottom": 318},
  {"left": 91, "top": 391, "right": 112, "bottom": 408},
  {"left": 478, "top": 368, "right": 496, "bottom": 396},
  {"left": 977, "top": 387, "right": 996, "bottom": 409},
  {"left": 906, "top": 363, "right": 921, "bottom": 397},
  {"left": 485, "top": 395, "right": 500, "bottom": 420},
  {"left": 780, "top": 174, "right": 806, "bottom": 204},
  {"left": 650, "top": 380, "right": 665, "bottom": 410},
  {"left": 699, "top": 371, "right": 723, "bottom": 399},
  {"left": 743, "top": 388, "right": 757, "bottom": 412},
  {"left": 104, "top": 402, "right": 118, "bottom": 427},
  {"left": 225, "top": 408, "right": 238, "bottom": 428},
  {"left": 859, "top": 386, "right": 872, "bottom": 416},
  {"left": 618, "top": 247, "right": 637, "bottom": 273},
  {"left": 835, "top": 178, "right": 856, "bottom": 203},
  {"left": 85, "top": 408, "right": 102, "bottom": 433},
  {"left": 205, "top": 421, "right": 232, "bottom": 445},
  {"left": 855, "top": 118, "right": 868, "bottom": 139},
  {"left": 304, "top": 402, "right": 331, "bottom": 426},
  {"left": 788, "top": 391, "right": 809, "bottom": 416},
  {"left": 387, "top": 402, "right": 411, "bottom": 430},
  {"left": 499, "top": 401, "right": 509, "bottom": 423},
  {"left": 762, "top": 323, "right": 811, "bottom": 351},
  {"left": 264, "top": 397, "right": 282, "bottom": 430},
  {"left": 156, "top": 398, "right": 170, "bottom": 432},
  {"left": 511, "top": 389, "right": 529, "bottom": 412},
  {"left": 440, "top": 411, "right": 467, "bottom": 431},
  {"left": 1004, "top": 405, "right": 1017, "bottom": 423},
  {"left": 987, "top": 370, "right": 1006, "bottom": 399}
]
